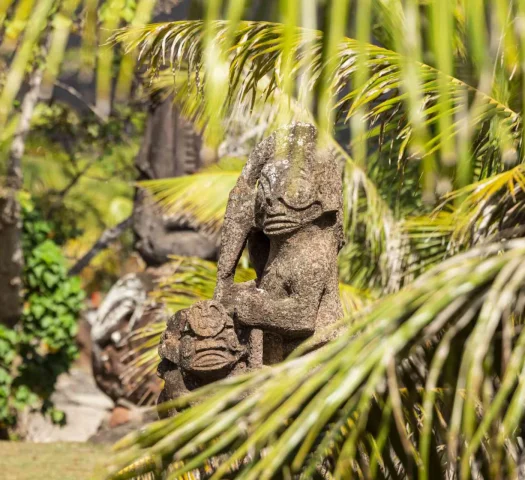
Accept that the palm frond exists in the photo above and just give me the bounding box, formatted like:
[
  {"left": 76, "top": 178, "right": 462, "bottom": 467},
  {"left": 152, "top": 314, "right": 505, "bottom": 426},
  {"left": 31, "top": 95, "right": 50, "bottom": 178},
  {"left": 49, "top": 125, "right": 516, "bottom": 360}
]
[
  {"left": 115, "top": 20, "right": 521, "bottom": 177},
  {"left": 114, "top": 0, "right": 157, "bottom": 104},
  {"left": 151, "top": 255, "right": 256, "bottom": 312},
  {"left": 107, "top": 239, "right": 525, "bottom": 479},
  {"left": 96, "top": 0, "right": 127, "bottom": 118},
  {"left": 148, "top": 70, "right": 302, "bottom": 148},
  {"left": 402, "top": 164, "right": 525, "bottom": 275},
  {"left": 338, "top": 282, "right": 373, "bottom": 315},
  {"left": 0, "top": 0, "right": 157, "bottom": 130},
  {"left": 140, "top": 157, "right": 246, "bottom": 235},
  {"left": 0, "top": 0, "right": 55, "bottom": 130},
  {"left": 340, "top": 150, "right": 408, "bottom": 292},
  {"left": 444, "top": 164, "right": 525, "bottom": 248},
  {"left": 39, "top": 0, "right": 82, "bottom": 100}
]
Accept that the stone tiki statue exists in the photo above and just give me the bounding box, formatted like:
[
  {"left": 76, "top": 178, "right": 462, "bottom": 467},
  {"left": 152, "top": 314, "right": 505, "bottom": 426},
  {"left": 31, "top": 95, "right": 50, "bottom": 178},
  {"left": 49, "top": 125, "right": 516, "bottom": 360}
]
[{"left": 157, "top": 123, "right": 344, "bottom": 410}]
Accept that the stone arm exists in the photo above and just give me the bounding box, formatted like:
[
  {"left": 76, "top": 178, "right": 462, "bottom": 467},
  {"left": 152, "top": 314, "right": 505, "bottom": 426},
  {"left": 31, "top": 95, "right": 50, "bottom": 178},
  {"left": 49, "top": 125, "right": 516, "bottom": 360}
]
[
  {"left": 214, "top": 135, "right": 275, "bottom": 300},
  {"left": 223, "top": 264, "right": 327, "bottom": 339}
]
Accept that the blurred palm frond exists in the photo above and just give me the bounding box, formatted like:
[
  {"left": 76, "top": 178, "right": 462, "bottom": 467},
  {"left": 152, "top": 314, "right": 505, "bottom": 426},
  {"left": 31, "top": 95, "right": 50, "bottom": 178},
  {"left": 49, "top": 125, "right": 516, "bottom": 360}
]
[
  {"left": 403, "top": 164, "right": 525, "bottom": 276},
  {"left": 115, "top": 20, "right": 521, "bottom": 180},
  {"left": 0, "top": 0, "right": 157, "bottom": 128},
  {"left": 107, "top": 239, "right": 525, "bottom": 479},
  {"left": 140, "top": 157, "right": 246, "bottom": 235}
]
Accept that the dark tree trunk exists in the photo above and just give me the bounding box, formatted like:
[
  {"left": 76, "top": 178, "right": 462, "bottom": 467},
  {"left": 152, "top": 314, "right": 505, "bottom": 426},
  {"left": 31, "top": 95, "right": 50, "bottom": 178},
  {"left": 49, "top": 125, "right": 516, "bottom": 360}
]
[
  {"left": 0, "top": 188, "right": 23, "bottom": 328},
  {"left": 0, "top": 67, "right": 43, "bottom": 327}
]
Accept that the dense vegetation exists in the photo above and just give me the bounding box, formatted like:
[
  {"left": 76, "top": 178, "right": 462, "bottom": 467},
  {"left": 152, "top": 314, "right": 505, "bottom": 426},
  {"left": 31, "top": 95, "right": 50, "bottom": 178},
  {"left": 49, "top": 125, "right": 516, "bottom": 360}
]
[
  {"left": 0, "top": 200, "right": 84, "bottom": 430},
  {"left": 105, "top": 1, "right": 525, "bottom": 479},
  {"left": 3, "top": 0, "right": 525, "bottom": 479},
  {"left": 0, "top": 0, "right": 146, "bottom": 436}
]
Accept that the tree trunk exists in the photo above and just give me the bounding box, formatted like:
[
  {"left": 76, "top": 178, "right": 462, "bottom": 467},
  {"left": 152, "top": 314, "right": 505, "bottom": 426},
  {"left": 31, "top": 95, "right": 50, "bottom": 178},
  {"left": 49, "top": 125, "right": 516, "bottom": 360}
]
[{"left": 0, "top": 66, "right": 43, "bottom": 327}]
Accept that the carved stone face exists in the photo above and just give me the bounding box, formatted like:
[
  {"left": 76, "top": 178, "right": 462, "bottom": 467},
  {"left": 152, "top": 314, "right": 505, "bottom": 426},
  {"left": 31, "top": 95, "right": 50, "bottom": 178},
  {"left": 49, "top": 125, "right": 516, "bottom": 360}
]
[
  {"left": 252, "top": 123, "right": 343, "bottom": 239},
  {"left": 175, "top": 301, "right": 246, "bottom": 379},
  {"left": 256, "top": 158, "right": 323, "bottom": 236}
]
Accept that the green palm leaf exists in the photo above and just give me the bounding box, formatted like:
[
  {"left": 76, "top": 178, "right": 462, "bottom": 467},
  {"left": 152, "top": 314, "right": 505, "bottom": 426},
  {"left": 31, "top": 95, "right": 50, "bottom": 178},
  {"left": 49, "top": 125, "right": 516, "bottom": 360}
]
[
  {"left": 0, "top": 0, "right": 54, "bottom": 129},
  {"left": 107, "top": 239, "right": 525, "bottom": 479},
  {"left": 0, "top": 0, "right": 158, "bottom": 127},
  {"left": 402, "top": 164, "right": 525, "bottom": 277},
  {"left": 140, "top": 157, "right": 246, "bottom": 235},
  {"left": 115, "top": 20, "right": 520, "bottom": 175}
]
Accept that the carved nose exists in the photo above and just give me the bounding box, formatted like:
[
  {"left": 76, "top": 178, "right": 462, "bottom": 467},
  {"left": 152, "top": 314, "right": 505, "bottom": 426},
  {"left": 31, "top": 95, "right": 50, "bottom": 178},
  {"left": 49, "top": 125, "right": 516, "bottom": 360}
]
[
  {"left": 195, "top": 339, "right": 227, "bottom": 352},
  {"left": 265, "top": 198, "right": 288, "bottom": 217}
]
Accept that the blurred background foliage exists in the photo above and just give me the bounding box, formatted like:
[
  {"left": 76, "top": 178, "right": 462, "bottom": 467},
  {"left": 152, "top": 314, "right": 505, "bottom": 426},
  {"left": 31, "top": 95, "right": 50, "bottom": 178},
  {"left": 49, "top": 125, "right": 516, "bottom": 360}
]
[
  {"left": 1, "top": 197, "right": 85, "bottom": 430},
  {"left": 19, "top": 104, "right": 141, "bottom": 291},
  {"left": 0, "top": 0, "right": 173, "bottom": 433}
]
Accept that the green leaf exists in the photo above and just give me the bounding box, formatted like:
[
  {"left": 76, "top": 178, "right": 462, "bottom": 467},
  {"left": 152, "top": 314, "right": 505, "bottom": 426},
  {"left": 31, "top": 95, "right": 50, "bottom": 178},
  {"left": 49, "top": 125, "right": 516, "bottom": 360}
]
[
  {"left": 42, "top": 271, "right": 59, "bottom": 289},
  {"left": 30, "top": 302, "right": 45, "bottom": 320},
  {"left": 50, "top": 408, "right": 66, "bottom": 425}
]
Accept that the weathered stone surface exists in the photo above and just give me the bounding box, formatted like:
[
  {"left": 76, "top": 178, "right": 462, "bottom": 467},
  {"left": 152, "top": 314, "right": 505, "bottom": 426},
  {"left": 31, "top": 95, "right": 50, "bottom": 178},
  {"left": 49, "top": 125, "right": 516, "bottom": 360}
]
[
  {"left": 133, "top": 97, "right": 217, "bottom": 266},
  {"left": 157, "top": 301, "right": 251, "bottom": 416},
  {"left": 158, "top": 122, "right": 344, "bottom": 408}
]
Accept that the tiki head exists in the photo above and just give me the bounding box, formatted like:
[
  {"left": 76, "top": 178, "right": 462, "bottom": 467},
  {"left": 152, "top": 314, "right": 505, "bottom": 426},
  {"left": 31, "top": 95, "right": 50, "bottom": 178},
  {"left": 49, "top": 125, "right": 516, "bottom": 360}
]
[
  {"left": 158, "top": 300, "right": 247, "bottom": 382},
  {"left": 254, "top": 123, "right": 343, "bottom": 241}
]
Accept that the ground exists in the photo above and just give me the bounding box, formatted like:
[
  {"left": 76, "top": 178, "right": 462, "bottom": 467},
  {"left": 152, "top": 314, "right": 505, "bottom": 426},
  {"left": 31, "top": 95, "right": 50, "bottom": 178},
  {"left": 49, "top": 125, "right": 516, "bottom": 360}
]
[{"left": 0, "top": 442, "right": 108, "bottom": 480}]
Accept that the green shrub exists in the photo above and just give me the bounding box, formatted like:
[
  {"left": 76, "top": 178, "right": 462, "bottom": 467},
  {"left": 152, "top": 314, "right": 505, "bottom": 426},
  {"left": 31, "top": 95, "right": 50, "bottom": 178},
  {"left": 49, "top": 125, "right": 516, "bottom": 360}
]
[{"left": 0, "top": 200, "right": 85, "bottom": 432}]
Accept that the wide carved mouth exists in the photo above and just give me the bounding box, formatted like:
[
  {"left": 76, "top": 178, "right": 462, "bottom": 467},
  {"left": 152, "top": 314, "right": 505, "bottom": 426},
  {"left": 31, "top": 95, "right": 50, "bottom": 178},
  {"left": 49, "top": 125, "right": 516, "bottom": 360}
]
[
  {"left": 191, "top": 349, "right": 234, "bottom": 370},
  {"left": 263, "top": 217, "right": 301, "bottom": 235}
]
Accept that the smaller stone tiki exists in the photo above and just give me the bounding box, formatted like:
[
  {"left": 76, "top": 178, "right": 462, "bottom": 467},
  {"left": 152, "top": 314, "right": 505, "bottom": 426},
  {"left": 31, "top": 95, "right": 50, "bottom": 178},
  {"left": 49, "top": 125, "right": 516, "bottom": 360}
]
[
  {"left": 158, "top": 122, "right": 344, "bottom": 409},
  {"left": 157, "top": 301, "right": 250, "bottom": 415}
]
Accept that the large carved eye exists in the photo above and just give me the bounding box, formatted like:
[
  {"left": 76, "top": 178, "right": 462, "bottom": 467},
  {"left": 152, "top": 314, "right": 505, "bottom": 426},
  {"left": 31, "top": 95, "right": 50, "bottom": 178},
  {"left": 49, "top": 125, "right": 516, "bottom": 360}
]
[{"left": 281, "top": 177, "right": 315, "bottom": 210}]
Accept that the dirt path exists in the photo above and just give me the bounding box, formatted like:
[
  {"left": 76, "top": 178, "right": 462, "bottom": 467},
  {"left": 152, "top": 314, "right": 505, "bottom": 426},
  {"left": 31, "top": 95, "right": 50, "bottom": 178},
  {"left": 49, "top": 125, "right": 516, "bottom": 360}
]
[{"left": 21, "top": 368, "right": 114, "bottom": 442}]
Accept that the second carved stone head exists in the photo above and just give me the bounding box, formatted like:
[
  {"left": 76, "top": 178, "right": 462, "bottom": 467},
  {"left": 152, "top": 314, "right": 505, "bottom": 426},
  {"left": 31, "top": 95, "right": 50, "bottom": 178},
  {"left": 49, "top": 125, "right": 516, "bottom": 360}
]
[{"left": 158, "top": 300, "right": 247, "bottom": 381}]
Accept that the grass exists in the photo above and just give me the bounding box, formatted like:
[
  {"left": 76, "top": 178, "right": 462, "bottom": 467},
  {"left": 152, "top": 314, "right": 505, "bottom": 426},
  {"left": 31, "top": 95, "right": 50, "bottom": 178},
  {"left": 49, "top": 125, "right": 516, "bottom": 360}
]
[{"left": 0, "top": 441, "right": 108, "bottom": 480}]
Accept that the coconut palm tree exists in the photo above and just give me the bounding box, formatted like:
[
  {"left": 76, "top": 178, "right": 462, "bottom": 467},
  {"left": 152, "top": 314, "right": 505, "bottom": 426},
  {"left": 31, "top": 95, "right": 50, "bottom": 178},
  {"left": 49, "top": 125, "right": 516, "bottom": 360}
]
[{"left": 102, "top": 0, "right": 525, "bottom": 478}]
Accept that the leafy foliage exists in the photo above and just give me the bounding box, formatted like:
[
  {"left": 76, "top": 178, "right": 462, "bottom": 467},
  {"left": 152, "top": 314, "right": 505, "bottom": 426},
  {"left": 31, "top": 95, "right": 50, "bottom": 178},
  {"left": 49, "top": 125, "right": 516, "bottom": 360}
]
[
  {"left": 0, "top": 199, "right": 85, "bottom": 431},
  {"left": 0, "top": 0, "right": 157, "bottom": 127},
  {"left": 108, "top": 239, "right": 525, "bottom": 479},
  {"left": 402, "top": 164, "right": 525, "bottom": 279},
  {"left": 105, "top": 1, "right": 525, "bottom": 478},
  {"left": 116, "top": 19, "right": 520, "bottom": 191},
  {"left": 142, "top": 157, "right": 247, "bottom": 234},
  {"left": 20, "top": 102, "right": 142, "bottom": 292}
]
